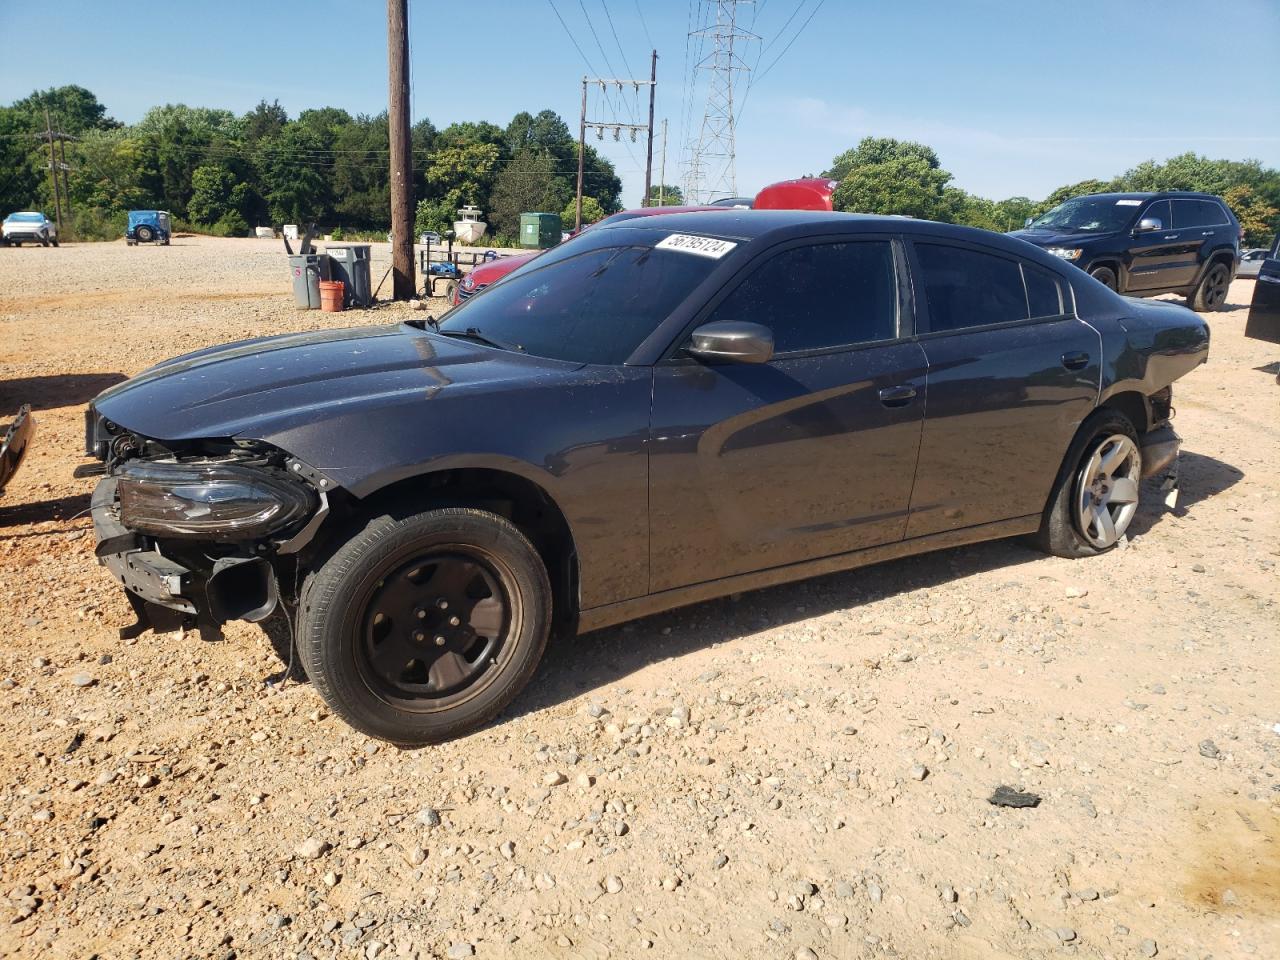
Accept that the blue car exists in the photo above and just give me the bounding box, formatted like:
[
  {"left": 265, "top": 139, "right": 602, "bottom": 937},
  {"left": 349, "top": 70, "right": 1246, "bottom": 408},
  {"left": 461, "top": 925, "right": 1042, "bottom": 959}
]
[{"left": 126, "top": 210, "right": 172, "bottom": 245}]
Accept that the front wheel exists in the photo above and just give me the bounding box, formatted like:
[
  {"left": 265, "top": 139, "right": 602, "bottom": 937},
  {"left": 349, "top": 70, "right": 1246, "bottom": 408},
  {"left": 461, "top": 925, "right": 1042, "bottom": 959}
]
[
  {"left": 50, "top": 238, "right": 58, "bottom": 248},
  {"left": 1190, "top": 262, "right": 1230, "bottom": 312},
  {"left": 1089, "top": 265, "right": 1118, "bottom": 291},
  {"left": 1032, "top": 409, "right": 1142, "bottom": 558},
  {"left": 298, "top": 507, "right": 551, "bottom": 745}
]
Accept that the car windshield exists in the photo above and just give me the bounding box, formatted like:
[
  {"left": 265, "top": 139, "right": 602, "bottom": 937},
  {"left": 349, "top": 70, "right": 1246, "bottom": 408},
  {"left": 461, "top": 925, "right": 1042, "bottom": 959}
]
[
  {"left": 1028, "top": 197, "right": 1139, "bottom": 234},
  {"left": 6, "top": 213, "right": 44, "bottom": 223},
  {"left": 435, "top": 243, "right": 716, "bottom": 364}
]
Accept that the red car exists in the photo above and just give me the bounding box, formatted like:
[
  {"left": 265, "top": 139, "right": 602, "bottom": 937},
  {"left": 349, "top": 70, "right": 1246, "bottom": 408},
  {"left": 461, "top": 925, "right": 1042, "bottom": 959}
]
[{"left": 450, "top": 178, "right": 838, "bottom": 306}]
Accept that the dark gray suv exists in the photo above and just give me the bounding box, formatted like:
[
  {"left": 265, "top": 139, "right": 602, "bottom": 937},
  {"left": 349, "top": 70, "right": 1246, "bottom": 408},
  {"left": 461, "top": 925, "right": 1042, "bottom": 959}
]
[{"left": 1009, "top": 191, "right": 1240, "bottom": 311}]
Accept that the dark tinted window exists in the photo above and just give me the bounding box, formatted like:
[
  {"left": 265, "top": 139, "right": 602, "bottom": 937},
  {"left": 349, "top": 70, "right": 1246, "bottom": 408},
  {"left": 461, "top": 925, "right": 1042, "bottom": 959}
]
[
  {"left": 1140, "top": 200, "right": 1170, "bottom": 228},
  {"left": 709, "top": 242, "right": 897, "bottom": 353},
  {"left": 916, "top": 243, "right": 1027, "bottom": 332},
  {"left": 1024, "top": 264, "right": 1063, "bottom": 318},
  {"left": 1172, "top": 199, "right": 1229, "bottom": 228},
  {"left": 437, "top": 245, "right": 714, "bottom": 364}
]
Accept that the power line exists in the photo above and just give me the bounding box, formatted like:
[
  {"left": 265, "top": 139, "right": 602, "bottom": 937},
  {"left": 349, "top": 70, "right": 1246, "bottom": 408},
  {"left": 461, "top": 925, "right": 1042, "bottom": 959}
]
[
  {"left": 633, "top": 0, "right": 654, "bottom": 49},
  {"left": 546, "top": 0, "right": 601, "bottom": 76}
]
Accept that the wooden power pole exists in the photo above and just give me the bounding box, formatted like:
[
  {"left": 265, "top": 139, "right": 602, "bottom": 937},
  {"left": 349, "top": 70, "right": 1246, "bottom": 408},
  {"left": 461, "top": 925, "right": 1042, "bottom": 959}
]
[
  {"left": 387, "top": 0, "right": 415, "bottom": 300},
  {"left": 43, "top": 107, "right": 63, "bottom": 231},
  {"left": 575, "top": 77, "right": 587, "bottom": 232},
  {"left": 643, "top": 50, "right": 657, "bottom": 208}
]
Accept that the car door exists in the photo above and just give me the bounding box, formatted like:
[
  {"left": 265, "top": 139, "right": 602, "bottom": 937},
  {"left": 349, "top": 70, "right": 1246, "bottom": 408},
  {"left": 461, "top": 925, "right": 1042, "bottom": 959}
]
[
  {"left": 648, "top": 237, "right": 928, "bottom": 592},
  {"left": 1166, "top": 199, "right": 1222, "bottom": 288},
  {"left": 904, "top": 239, "right": 1102, "bottom": 539},
  {"left": 1125, "top": 199, "right": 1180, "bottom": 291}
]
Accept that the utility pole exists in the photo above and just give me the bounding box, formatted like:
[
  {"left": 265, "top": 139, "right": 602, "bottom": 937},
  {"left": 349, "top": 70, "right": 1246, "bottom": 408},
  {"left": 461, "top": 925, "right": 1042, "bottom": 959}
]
[
  {"left": 575, "top": 72, "right": 658, "bottom": 224},
  {"left": 57, "top": 125, "right": 73, "bottom": 224},
  {"left": 386, "top": 0, "right": 415, "bottom": 300},
  {"left": 576, "top": 77, "right": 587, "bottom": 232},
  {"left": 687, "top": 0, "right": 756, "bottom": 203},
  {"left": 658, "top": 118, "right": 668, "bottom": 206},
  {"left": 643, "top": 49, "right": 657, "bottom": 208},
  {"left": 43, "top": 107, "right": 63, "bottom": 231}
]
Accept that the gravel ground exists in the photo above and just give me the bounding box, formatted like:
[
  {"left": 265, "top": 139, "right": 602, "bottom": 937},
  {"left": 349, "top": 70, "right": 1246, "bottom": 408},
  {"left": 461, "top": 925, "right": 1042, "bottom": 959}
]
[{"left": 0, "top": 236, "right": 1277, "bottom": 960}]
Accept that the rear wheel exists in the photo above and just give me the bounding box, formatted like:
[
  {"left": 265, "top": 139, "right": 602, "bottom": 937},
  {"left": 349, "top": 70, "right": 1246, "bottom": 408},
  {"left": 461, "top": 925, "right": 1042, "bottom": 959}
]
[
  {"left": 1190, "top": 261, "right": 1230, "bottom": 312},
  {"left": 298, "top": 507, "right": 551, "bottom": 745},
  {"left": 1032, "top": 409, "right": 1142, "bottom": 558},
  {"left": 135, "top": 225, "right": 155, "bottom": 243},
  {"left": 1089, "top": 265, "right": 1118, "bottom": 291}
]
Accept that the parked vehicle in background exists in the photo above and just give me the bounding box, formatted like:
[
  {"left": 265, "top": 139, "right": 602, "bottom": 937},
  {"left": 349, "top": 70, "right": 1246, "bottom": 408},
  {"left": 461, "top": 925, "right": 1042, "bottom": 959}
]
[
  {"left": 1009, "top": 191, "right": 1240, "bottom": 312},
  {"left": 709, "top": 196, "right": 755, "bottom": 207},
  {"left": 3, "top": 212, "right": 58, "bottom": 247},
  {"left": 126, "top": 210, "right": 171, "bottom": 245},
  {"left": 753, "top": 177, "right": 838, "bottom": 212},
  {"left": 1237, "top": 247, "right": 1270, "bottom": 278},
  {"left": 84, "top": 209, "right": 1208, "bottom": 745}
]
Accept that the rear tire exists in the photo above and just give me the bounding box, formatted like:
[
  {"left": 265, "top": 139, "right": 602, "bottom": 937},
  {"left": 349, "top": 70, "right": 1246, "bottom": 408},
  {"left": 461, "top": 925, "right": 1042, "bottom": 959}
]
[
  {"left": 1032, "top": 408, "right": 1142, "bottom": 558},
  {"left": 1089, "top": 265, "right": 1118, "bottom": 291},
  {"left": 1190, "top": 261, "right": 1230, "bottom": 312},
  {"left": 298, "top": 507, "right": 551, "bottom": 745},
  {"left": 135, "top": 225, "right": 155, "bottom": 243}
]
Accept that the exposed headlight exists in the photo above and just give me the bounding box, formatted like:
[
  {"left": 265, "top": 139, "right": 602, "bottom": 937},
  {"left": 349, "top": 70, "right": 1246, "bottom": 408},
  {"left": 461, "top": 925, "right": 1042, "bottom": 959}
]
[
  {"left": 462, "top": 276, "right": 475, "bottom": 290},
  {"left": 116, "top": 460, "right": 315, "bottom": 540},
  {"left": 1046, "top": 247, "right": 1083, "bottom": 260}
]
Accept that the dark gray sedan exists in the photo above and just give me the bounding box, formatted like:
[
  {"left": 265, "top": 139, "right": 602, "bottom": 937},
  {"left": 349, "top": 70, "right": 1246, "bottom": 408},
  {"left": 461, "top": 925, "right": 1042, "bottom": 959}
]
[{"left": 81, "top": 211, "right": 1209, "bottom": 744}]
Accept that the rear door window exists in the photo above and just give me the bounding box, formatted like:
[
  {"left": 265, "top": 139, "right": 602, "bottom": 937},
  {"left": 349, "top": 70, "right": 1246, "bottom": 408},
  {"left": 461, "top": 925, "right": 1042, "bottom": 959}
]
[
  {"left": 915, "top": 243, "right": 1028, "bottom": 332},
  {"left": 1172, "top": 199, "right": 1229, "bottom": 228},
  {"left": 707, "top": 241, "right": 899, "bottom": 353}
]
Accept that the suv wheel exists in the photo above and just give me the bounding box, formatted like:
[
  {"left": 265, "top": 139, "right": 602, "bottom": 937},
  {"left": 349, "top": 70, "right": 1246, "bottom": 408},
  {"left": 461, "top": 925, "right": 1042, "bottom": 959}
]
[
  {"left": 1032, "top": 409, "right": 1142, "bottom": 558},
  {"left": 1190, "top": 262, "right": 1231, "bottom": 312},
  {"left": 1089, "top": 265, "right": 1118, "bottom": 291},
  {"left": 299, "top": 507, "right": 552, "bottom": 745}
]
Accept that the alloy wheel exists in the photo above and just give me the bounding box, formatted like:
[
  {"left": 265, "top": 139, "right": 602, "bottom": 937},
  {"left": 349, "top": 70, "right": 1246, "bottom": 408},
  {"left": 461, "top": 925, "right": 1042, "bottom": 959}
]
[
  {"left": 1204, "top": 264, "right": 1230, "bottom": 309},
  {"left": 1074, "top": 434, "right": 1141, "bottom": 549}
]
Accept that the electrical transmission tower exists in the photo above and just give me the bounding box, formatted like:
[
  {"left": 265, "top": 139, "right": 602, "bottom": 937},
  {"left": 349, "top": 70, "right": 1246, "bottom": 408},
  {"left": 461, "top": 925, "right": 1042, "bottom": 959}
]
[{"left": 686, "top": 0, "right": 756, "bottom": 204}]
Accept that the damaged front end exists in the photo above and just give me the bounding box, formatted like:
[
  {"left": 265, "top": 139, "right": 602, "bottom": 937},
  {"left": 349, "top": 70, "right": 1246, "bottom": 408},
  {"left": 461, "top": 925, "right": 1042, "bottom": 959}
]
[{"left": 83, "top": 406, "right": 333, "bottom": 640}]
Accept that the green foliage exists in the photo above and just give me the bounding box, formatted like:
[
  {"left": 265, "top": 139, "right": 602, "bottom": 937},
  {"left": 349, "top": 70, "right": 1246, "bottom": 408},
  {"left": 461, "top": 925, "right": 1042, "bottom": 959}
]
[
  {"left": 563, "top": 196, "right": 606, "bottom": 226},
  {"left": 1223, "top": 185, "right": 1278, "bottom": 247},
  {"left": 329, "top": 226, "right": 344, "bottom": 241},
  {"left": 645, "top": 184, "right": 684, "bottom": 206},
  {"left": 65, "top": 207, "right": 126, "bottom": 242},
  {"left": 489, "top": 150, "right": 569, "bottom": 236},
  {"left": 828, "top": 137, "right": 953, "bottom": 220}
]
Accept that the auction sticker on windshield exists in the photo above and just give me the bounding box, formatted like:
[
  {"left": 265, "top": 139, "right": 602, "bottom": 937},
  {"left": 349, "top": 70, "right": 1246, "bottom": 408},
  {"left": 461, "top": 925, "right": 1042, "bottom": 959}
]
[
  {"left": 656, "top": 234, "right": 738, "bottom": 259},
  {"left": 1115, "top": 199, "right": 1142, "bottom": 206}
]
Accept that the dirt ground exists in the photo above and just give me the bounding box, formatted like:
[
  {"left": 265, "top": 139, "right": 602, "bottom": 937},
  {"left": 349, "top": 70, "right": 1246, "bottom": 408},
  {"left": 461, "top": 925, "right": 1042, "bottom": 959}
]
[{"left": 0, "top": 236, "right": 1276, "bottom": 960}]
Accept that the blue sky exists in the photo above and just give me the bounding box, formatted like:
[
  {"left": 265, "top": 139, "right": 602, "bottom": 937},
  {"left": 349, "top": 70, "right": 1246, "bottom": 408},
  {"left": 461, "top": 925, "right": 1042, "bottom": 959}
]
[{"left": 2, "top": 0, "right": 1277, "bottom": 207}]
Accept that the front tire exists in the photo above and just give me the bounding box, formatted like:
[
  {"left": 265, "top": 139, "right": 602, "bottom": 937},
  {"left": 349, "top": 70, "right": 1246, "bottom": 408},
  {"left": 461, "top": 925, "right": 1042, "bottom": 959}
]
[
  {"left": 1190, "top": 261, "right": 1230, "bottom": 312},
  {"left": 298, "top": 507, "right": 551, "bottom": 745},
  {"left": 1032, "top": 409, "right": 1142, "bottom": 558},
  {"left": 1089, "top": 265, "right": 1118, "bottom": 291}
]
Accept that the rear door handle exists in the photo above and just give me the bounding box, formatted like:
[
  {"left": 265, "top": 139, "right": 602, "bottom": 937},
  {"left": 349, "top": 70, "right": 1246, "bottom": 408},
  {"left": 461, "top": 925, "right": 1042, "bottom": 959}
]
[
  {"left": 878, "top": 384, "right": 917, "bottom": 407},
  {"left": 1061, "top": 351, "right": 1090, "bottom": 371},
  {"left": 1162, "top": 234, "right": 1179, "bottom": 240}
]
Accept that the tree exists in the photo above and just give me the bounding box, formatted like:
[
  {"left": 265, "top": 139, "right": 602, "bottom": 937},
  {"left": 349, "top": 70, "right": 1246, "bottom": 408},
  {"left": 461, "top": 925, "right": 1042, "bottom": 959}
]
[
  {"left": 243, "top": 99, "right": 288, "bottom": 142},
  {"left": 490, "top": 150, "right": 569, "bottom": 236},
  {"left": 828, "top": 137, "right": 953, "bottom": 220},
  {"left": 645, "top": 184, "right": 684, "bottom": 206},
  {"left": 11, "top": 85, "right": 117, "bottom": 133},
  {"left": 187, "top": 163, "right": 238, "bottom": 224},
  {"left": 1223, "top": 184, "right": 1279, "bottom": 247},
  {"left": 563, "top": 195, "right": 606, "bottom": 226}
]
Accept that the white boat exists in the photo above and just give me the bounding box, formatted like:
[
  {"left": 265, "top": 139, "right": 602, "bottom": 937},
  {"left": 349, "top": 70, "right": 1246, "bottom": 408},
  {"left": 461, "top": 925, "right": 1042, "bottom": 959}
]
[{"left": 453, "top": 205, "right": 487, "bottom": 245}]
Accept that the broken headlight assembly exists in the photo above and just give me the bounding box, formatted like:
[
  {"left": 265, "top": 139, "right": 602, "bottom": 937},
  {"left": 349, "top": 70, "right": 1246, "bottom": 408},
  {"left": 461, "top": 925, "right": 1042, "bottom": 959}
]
[{"left": 115, "top": 459, "right": 315, "bottom": 541}]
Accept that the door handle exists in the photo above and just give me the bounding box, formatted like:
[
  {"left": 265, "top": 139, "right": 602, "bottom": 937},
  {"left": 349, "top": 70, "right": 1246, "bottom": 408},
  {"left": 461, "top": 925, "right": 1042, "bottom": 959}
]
[
  {"left": 1061, "top": 351, "right": 1090, "bottom": 371},
  {"left": 878, "top": 384, "right": 917, "bottom": 407},
  {"left": 1201, "top": 230, "right": 1215, "bottom": 237},
  {"left": 1162, "top": 234, "right": 1178, "bottom": 240}
]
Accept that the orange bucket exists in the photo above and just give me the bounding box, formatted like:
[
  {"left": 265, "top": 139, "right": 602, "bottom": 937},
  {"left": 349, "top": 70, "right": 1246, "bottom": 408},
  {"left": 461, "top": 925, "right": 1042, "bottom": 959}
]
[{"left": 319, "top": 279, "right": 345, "bottom": 312}]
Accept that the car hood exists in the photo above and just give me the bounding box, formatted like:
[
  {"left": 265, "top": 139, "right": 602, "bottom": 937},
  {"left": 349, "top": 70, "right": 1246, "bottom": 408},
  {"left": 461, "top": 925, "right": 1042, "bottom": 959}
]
[
  {"left": 1008, "top": 228, "right": 1108, "bottom": 247},
  {"left": 91, "top": 323, "right": 580, "bottom": 443}
]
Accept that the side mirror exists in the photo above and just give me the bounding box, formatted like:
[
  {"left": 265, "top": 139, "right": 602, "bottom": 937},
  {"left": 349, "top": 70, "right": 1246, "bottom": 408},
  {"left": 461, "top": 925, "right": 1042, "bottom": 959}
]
[
  {"left": 686, "top": 321, "right": 774, "bottom": 364},
  {"left": 1024, "top": 216, "right": 1033, "bottom": 228},
  {"left": 1135, "top": 217, "right": 1162, "bottom": 233}
]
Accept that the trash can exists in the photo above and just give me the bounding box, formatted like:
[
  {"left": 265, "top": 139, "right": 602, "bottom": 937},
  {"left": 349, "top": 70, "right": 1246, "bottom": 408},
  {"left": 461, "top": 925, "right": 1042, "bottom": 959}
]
[
  {"left": 325, "top": 244, "right": 373, "bottom": 307},
  {"left": 519, "top": 213, "right": 562, "bottom": 250},
  {"left": 288, "top": 253, "right": 331, "bottom": 310}
]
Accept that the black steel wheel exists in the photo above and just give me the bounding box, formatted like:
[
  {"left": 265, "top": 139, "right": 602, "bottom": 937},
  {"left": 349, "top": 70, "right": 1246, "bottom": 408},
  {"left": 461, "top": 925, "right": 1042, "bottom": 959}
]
[
  {"left": 1190, "top": 262, "right": 1231, "bottom": 312},
  {"left": 299, "top": 507, "right": 551, "bottom": 745}
]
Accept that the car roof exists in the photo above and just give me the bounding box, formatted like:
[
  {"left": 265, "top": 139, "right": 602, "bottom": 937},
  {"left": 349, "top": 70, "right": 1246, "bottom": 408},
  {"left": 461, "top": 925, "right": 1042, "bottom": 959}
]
[
  {"left": 591, "top": 209, "right": 1082, "bottom": 271},
  {"left": 1074, "top": 191, "right": 1225, "bottom": 202}
]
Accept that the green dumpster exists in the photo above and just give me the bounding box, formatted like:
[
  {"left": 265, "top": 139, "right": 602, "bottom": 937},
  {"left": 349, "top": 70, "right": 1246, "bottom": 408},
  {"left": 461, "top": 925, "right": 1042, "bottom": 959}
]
[{"left": 519, "top": 212, "right": 562, "bottom": 250}]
